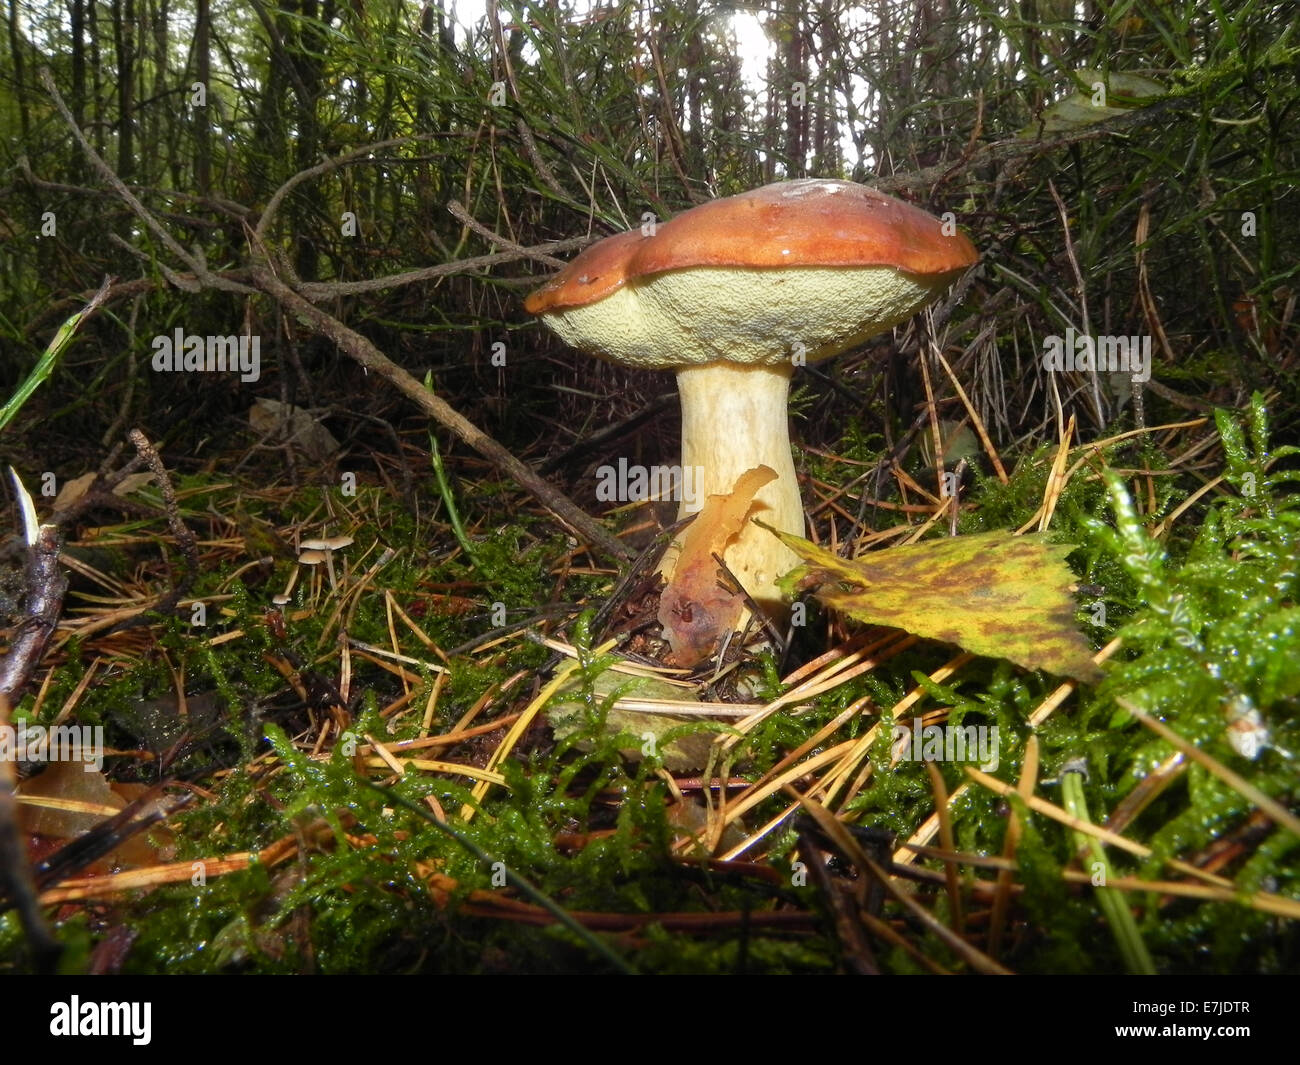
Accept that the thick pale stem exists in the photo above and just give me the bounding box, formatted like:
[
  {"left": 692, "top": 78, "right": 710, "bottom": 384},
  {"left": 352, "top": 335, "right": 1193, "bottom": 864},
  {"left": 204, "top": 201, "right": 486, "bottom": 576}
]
[{"left": 661, "top": 362, "right": 803, "bottom": 612}]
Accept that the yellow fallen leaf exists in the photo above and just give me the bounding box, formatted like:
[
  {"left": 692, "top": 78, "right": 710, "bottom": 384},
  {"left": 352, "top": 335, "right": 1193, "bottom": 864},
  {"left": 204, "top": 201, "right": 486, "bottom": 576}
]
[{"left": 773, "top": 527, "right": 1105, "bottom": 683}]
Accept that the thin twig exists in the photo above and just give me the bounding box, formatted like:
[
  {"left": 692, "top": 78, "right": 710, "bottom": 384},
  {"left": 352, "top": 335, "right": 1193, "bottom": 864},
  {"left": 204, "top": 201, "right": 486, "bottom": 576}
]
[
  {"left": 127, "top": 430, "right": 200, "bottom": 599},
  {"left": 447, "top": 199, "right": 568, "bottom": 269}
]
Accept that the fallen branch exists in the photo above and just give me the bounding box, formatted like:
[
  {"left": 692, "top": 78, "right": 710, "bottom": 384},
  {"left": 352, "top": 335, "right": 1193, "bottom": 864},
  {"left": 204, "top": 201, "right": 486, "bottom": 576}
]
[
  {"left": 251, "top": 263, "right": 634, "bottom": 564},
  {"left": 0, "top": 474, "right": 68, "bottom": 971}
]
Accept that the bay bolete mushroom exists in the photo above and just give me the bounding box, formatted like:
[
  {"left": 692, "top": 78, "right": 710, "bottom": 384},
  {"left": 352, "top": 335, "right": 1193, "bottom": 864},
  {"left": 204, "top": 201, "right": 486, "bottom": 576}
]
[{"left": 525, "top": 179, "right": 977, "bottom": 631}]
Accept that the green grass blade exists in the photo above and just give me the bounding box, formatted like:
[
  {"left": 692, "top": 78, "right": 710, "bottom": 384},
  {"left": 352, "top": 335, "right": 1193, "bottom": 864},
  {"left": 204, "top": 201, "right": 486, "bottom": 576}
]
[{"left": 0, "top": 278, "right": 112, "bottom": 435}]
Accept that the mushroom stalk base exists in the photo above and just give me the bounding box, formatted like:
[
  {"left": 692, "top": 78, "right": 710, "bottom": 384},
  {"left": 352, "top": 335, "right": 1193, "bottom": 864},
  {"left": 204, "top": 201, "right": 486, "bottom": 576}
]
[{"left": 660, "top": 362, "right": 804, "bottom": 618}]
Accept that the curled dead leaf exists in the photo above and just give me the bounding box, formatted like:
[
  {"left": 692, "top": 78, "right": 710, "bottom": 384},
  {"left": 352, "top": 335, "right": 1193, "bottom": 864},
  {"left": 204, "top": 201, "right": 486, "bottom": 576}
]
[{"left": 658, "top": 465, "right": 776, "bottom": 666}]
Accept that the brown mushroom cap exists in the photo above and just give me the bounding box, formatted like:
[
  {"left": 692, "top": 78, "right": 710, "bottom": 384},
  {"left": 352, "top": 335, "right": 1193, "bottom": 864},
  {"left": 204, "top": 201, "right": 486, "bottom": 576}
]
[
  {"left": 526, "top": 180, "right": 975, "bottom": 314},
  {"left": 525, "top": 180, "right": 976, "bottom": 372}
]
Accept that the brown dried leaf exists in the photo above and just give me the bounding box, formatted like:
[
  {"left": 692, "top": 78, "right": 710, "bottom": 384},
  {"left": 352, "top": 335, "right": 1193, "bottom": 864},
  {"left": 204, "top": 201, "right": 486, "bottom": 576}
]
[{"left": 658, "top": 465, "right": 776, "bottom": 665}]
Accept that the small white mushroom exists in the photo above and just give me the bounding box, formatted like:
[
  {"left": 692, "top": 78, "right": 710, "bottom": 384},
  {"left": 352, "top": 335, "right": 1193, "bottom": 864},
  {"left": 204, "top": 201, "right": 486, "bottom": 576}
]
[{"left": 298, "top": 535, "right": 354, "bottom": 552}]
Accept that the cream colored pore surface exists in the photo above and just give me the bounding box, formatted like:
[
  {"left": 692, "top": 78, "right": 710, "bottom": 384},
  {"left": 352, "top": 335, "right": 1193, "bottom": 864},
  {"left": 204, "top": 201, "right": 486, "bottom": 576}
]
[{"left": 543, "top": 265, "right": 939, "bottom": 368}]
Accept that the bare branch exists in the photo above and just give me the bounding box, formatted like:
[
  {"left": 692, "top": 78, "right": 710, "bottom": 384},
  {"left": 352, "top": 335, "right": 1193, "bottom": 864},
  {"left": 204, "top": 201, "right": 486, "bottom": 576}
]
[
  {"left": 250, "top": 263, "right": 635, "bottom": 564},
  {"left": 255, "top": 134, "right": 453, "bottom": 245},
  {"left": 38, "top": 67, "right": 236, "bottom": 289},
  {"left": 447, "top": 201, "right": 569, "bottom": 270}
]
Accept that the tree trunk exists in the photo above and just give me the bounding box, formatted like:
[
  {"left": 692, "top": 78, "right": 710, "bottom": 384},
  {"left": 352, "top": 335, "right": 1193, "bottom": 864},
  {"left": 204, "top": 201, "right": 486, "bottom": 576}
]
[
  {"left": 195, "top": 0, "right": 211, "bottom": 195},
  {"left": 7, "top": 0, "right": 30, "bottom": 141},
  {"left": 111, "top": 0, "right": 136, "bottom": 181}
]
